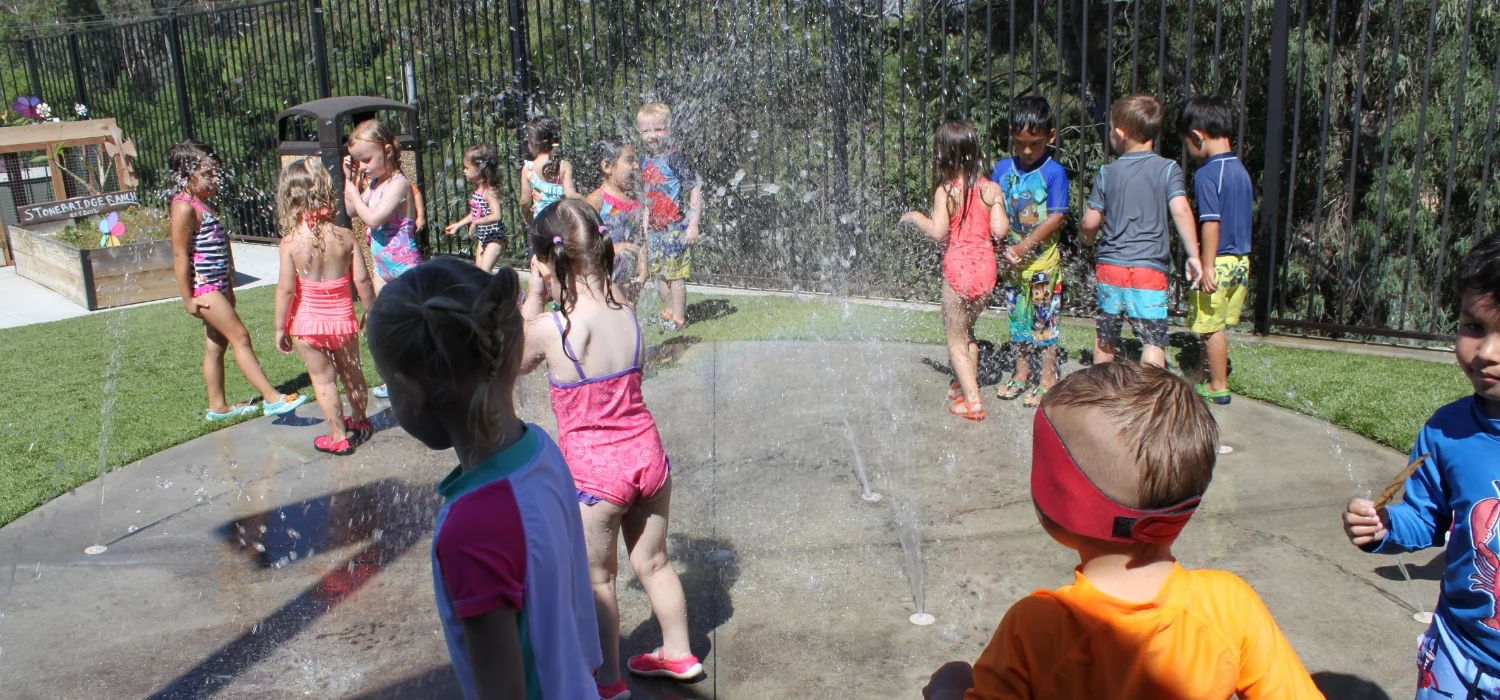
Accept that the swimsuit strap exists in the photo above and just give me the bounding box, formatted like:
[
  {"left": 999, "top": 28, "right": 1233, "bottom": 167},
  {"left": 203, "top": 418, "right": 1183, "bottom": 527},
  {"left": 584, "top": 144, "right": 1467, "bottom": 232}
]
[
  {"left": 172, "top": 193, "right": 208, "bottom": 215},
  {"left": 628, "top": 306, "right": 643, "bottom": 368},
  {"left": 550, "top": 311, "right": 587, "bottom": 380},
  {"left": 600, "top": 191, "right": 636, "bottom": 212}
]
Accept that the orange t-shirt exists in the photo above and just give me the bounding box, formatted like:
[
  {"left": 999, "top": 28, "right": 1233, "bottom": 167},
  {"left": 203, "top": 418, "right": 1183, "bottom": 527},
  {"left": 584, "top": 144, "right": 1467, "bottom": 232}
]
[{"left": 967, "top": 565, "right": 1324, "bottom": 700}]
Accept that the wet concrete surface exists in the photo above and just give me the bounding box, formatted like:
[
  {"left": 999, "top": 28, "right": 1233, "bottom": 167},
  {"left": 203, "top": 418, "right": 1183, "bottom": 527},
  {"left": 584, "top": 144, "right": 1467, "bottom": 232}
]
[{"left": 0, "top": 341, "right": 1425, "bottom": 698}]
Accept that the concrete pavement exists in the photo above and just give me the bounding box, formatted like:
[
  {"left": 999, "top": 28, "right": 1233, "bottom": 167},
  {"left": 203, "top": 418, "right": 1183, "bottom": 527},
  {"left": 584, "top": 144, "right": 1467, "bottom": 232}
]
[{"left": 0, "top": 340, "right": 1424, "bottom": 698}]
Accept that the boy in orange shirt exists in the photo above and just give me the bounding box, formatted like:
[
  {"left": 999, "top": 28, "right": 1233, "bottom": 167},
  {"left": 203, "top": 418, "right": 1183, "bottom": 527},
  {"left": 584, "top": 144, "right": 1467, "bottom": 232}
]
[{"left": 923, "top": 362, "right": 1322, "bottom": 699}]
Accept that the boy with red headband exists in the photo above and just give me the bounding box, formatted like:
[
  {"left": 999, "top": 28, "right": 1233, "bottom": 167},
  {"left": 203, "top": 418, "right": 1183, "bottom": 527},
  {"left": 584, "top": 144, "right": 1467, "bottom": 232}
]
[{"left": 923, "top": 362, "right": 1321, "bottom": 699}]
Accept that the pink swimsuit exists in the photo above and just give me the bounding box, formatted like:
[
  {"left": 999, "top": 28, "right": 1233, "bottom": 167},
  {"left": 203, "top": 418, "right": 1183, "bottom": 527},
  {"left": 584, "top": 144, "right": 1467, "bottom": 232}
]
[
  {"left": 941, "top": 182, "right": 998, "bottom": 300},
  {"left": 546, "top": 309, "right": 670, "bottom": 509},
  {"left": 287, "top": 275, "right": 358, "bottom": 351}
]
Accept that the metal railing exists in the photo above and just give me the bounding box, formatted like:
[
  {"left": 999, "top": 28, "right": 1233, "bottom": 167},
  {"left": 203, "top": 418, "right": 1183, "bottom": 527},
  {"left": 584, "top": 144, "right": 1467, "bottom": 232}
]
[{"left": 2, "top": 0, "right": 1495, "bottom": 342}]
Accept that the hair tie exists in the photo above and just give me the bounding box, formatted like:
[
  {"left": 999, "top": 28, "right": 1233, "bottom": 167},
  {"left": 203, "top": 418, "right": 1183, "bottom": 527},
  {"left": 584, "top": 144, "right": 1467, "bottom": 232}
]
[
  {"left": 598, "top": 225, "right": 609, "bottom": 236},
  {"left": 552, "top": 236, "right": 563, "bottom": 245}
]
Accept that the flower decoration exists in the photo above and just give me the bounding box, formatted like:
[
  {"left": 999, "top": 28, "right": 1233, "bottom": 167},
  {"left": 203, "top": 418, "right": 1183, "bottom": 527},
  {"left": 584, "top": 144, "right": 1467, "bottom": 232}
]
[
  {"left": 35, "top": 102, "right": 53, "bottom": 120},
  {"left": 97, "top": 212, "right": 125, "bottom": 247},
  {"left": 11, "top": 95, "right": 39, "bottom": 121},
  {"left": 74, "top": 103, "right": 88, "bottom": 118}
]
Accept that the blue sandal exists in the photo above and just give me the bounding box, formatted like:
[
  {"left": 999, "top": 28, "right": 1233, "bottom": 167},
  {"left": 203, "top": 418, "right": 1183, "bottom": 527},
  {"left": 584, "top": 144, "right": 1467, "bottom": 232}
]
[
  {"left": 261, "top": 393, "right": 309, "bottom": 417},
  {"left": 206, "top": 402, "right": 259, "bottom": 421}
]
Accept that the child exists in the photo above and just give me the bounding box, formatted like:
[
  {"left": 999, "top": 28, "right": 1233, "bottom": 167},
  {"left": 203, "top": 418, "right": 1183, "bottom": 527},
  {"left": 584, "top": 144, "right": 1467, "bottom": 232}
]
[
  {"left": 586, "top": 135, "right": 649, "bottom": 304},
  {"left": 167, "top": 140, "right": 306, "bottom": 421},
  {"left": 520, "top": 199, "right": 700, "bottom": 700},
  {"left": 343, "top": 118, "right": 418, "bottom": 400},
  {"left": 445, "top": 144, "right": 508, "bottom": 273},
  {"left": 636, "top": 102, "right": 704, "bottom": 333},
  {"left": 365, "top": 257, "right": 602, "bottom": 699},
  {"left": 992, "top": 96, "right": 1069, "bottom": 408},
  {"left": 1343, "top": 233, "right": 1500, "bottom": 698},
  {"left": 901, "top": 121, "right": 1004, "bottom": 421},
  {"left": 344, "top": 119, "right": 419, "bottom": 292},
  {"left": 1179, "top": 94, "right": 1253, "bottom": 405},
  {"left": 272, "top": 157, "right": 376, "bottom": 455},
  {"left": 924, "top": 362, "right": 1322, "bottom": 699},
  {"left": 520, "top": 116, "right": 577, "bottom": 224},
  {"left": 1080, "top": 94, "right": 1204, "bottom": 368}
]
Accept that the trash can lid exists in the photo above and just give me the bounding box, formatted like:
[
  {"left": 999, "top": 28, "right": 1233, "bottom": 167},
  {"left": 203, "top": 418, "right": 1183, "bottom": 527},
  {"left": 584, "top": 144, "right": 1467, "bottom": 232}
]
[{"left": 274, "top": 97, "right": 416, "bottom": 126}]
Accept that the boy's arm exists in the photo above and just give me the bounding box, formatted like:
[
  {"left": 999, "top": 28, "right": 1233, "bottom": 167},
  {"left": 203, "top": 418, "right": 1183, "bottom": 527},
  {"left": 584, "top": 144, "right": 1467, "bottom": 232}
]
[
  {"left": 1014, "top": 163, "right": 1069, "bottom": 256},
  {"left": 1166, "top": 163, "right": 1203, "bottom": 287},
  {"left": 1197, "top": 221, "right": 1220, "bottom": 293},
  {"left": 965, "top": 601, "right": 1038, "bottom": 699},
  {"left": 1194, "top": 170, "right": 1221, "bottom": 293},
  {"left": 461, "top": 609, "right": 527, "bottom": 700},
  {"left": 1013, "top": 213, "right": 1065, "bottom": 259},
  {"left": 685, "top": 183, "right": 705, "bottom": 244},
  {"left": 1230, "top": 576, "right": 1325, "bottom": 700},
  {"left": 1081, "top": 167, "right": 1105, "bottom": 247},
  {"left": 1370, "top": 433, "right": 1453, "bottom": 554}
]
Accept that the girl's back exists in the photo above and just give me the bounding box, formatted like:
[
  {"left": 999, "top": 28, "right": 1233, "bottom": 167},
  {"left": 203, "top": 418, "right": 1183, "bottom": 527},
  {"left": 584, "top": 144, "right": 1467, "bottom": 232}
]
[
  {"left": 284, "top": 224, "right": 358, "bottom": 282},
  {"left": 947, "top": 179, "right": 999, "bottom": 250}
]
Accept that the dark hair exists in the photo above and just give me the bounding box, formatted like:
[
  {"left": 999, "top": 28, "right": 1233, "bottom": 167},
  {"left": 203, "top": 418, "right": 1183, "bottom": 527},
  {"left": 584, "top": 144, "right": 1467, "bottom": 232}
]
[
  {"left": 1458, "top": 233, "right": 1500, "bottom": 306},
  {"left": 1009, "top": 96, "right": 1056, "bottom": 135},
  {"left": 1042, "top": 361, "right": 1218, "bottom": 510},
  {"left": 366, "top": 257, "right": 524, "bottom": 441},
  {"left": 1110, "top": 93, "right": 1165, "bottom": 145},
  {"left": 524, "top": 117, "right": 563, "bottom": 182},
  {"left": 167, "top": 139, "right": 219, "bottom": 190},
  {"left": 932, "top": 121, "right": 985, "bottom": 230},
  {"left": 585, "top": 135, "right": 632, "bottom": 193},
  {"left": 463, "top": 144, "right": 503, "bottom": 191},
  {"left": 1177, "top": 94, "right": 1234, "bottom": 140},
  {"left": 529, "top": 198, "right": 620, "bottom": 360}
]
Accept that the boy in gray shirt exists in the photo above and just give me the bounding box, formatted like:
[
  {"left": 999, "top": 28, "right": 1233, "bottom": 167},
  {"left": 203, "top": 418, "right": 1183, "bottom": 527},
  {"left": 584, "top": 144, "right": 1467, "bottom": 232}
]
[{"left": 1081, "top": 94, "right": 1204, "bottom": 368}]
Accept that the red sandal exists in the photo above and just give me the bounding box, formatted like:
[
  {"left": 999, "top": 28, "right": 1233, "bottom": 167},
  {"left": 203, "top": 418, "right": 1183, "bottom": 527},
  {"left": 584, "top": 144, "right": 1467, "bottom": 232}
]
[
  {"left": 950, "top": 399, "right": 987, "bottom": 421},
  {"left": 314, "top": 435, "right": 354, "bottom": 455}
]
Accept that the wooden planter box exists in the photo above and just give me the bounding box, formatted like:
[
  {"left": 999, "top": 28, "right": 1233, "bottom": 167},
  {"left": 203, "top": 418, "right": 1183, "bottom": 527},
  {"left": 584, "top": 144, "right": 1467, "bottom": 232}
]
[{"left": 8, "top": 222, "right": 176, "bottom": 310}]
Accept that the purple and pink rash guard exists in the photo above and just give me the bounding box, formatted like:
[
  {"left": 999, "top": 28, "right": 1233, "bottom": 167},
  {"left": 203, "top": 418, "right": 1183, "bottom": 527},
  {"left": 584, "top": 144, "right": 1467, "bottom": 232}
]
[{"left": 431, "top": 425, "right": 602, "bottom": 699}]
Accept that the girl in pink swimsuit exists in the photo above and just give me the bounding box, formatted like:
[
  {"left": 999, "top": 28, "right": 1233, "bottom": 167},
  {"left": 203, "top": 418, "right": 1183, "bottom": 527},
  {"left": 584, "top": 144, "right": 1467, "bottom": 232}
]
[
  {"left": 519, "top": 199, "right": 700, "bottom": 699},
  {"left": 901, "top": 121, "right": 1003, "bottom": 421},
  {"left": 274, "top": 157, "right": 377, "bottom": 455}
]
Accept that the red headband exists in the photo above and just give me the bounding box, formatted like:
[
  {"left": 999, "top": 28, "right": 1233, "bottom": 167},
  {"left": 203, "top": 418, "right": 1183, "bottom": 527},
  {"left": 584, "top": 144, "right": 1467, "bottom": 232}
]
[{"left": 1030, "top": 408, "right": 1200, "bottom": 544}]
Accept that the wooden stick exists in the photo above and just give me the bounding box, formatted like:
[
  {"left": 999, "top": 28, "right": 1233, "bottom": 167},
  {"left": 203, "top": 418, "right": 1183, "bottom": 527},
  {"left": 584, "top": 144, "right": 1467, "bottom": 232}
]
[{"left": 1375, "top": 453, "right": 1432, "bottom": 508}]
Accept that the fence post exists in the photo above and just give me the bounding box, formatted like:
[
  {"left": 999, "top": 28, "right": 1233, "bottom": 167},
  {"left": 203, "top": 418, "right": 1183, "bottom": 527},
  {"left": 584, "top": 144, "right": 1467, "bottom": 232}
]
[
  {"left": 506, "top": 0, "right": 533, "bottom": 162},
  {"left": 309, "top": 0, "right": 332, "bottom": 98},
  {"left": 826, "top": 0, "right": 853, "bottom": 289},
  {"left": 166, "top": 14, "right": 195, "bottom": 141},
  {"left": 23, "top": 39, "right": 43, "bottom": 102},
  {"left": 1253, "top": 0, "right": 1292, "bottom": 336},
  {"left": 66, "top": 33, "right": 88, "bottom": 109}
]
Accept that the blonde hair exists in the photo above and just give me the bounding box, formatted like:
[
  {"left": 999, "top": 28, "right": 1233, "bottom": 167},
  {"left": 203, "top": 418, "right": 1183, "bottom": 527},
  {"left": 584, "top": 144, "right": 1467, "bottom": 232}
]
[
  {"left": 348, "top": 119, "right": 404, "bottom": 179},
  {"left": 276, "top": 157, "right": 336, "bottom": 247},
  {"left": 637, "top": 102, "right": 671, "bottom": 123},
  {"left": 366, "top": 258, "right": 524, "bottom": 441}
]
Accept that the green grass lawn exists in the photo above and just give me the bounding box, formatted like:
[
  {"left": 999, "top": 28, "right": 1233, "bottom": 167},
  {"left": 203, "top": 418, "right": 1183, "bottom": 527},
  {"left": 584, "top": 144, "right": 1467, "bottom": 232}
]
[{"left": 0, "top": 286, "right": 1472, "bottom": 528}]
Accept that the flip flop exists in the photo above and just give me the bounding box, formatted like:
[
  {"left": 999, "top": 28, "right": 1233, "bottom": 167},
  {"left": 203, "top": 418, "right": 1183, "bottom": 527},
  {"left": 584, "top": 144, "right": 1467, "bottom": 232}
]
[
  {"left": 948, "top": 380, "right": 964, "bottom": 401},
  {"left": 261, "top": 393, "right": 309, "bottom": 417},
  {"left": 206, "top": 402, "right": 259, "bottom": 421},
  {"left": 1022, "top": 385, "right": 1050, "bottom": 409},
  {"left": 950, "top": 399, "right": 986, "bottom": 421},
  {"left": 996, "top": 380, "right": 1026, "bottom": 400},
  {"left": 1195, "top": 382, "right": 1232, "bottom": 405}
]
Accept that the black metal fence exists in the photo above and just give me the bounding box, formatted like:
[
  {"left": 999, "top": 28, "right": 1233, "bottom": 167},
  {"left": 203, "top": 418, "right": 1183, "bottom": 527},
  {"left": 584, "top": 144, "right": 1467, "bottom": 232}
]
[{"left": 2, "top": 0, "right": 1497, "bottom": 342}]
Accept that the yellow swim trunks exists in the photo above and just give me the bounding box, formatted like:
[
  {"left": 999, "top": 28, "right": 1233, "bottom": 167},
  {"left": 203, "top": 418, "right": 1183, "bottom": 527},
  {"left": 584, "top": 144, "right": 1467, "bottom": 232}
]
[{"left": 1191, "top": 254, "right": 1250, "bottom": 334}]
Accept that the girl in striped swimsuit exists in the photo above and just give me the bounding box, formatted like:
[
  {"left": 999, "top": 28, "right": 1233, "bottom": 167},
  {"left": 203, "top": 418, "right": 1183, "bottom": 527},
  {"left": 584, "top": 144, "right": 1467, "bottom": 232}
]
[
  {"left": 444, "top": 144, "right": 508, "bottom": 273},
  {"left": 168, "top": 140, "right": 306, "bottom": 421}
]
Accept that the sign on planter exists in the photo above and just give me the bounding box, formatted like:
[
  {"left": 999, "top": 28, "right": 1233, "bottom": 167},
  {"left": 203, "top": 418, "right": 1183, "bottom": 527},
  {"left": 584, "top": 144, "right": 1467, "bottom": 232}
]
[{"left": 17, "top": 190, "right": 139, "bottom": 225}]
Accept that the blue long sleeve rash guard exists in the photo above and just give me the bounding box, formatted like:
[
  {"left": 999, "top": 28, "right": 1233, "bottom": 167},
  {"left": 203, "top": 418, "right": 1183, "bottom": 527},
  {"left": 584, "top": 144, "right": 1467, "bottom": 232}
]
[{"left": 1368, "top": 396, "right": 1500, "bottom": 670}]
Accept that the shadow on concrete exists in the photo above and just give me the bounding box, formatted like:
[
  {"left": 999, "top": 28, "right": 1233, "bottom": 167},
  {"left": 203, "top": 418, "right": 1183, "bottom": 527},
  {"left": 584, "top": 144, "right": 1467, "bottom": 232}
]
[
  {"left": 1375, "top": 553, "right": 1444, "bottom": 582},
  {"left": 646, "top": 336, "right": 703, "bottom": 377},
  {"left": 146, "top": 478, "right": 439, "bottom": 699},
  {"left": 348, "top": 665, "right": 462, "bottom": 700},
  {"left": 1312, "top": 671, "right": 1395, "bottom": 699},
  {"left": 685, "top": 299, "right": 736, "bottom": 326},
  {"left": 272, "top": 371, "right": 314, "bottom": 397},
  {"left": 921, "top": 339, "right": 1070, "bottom": 390},
  {"left": 621, "top": 534, "right": 738, "bottom": 696}
]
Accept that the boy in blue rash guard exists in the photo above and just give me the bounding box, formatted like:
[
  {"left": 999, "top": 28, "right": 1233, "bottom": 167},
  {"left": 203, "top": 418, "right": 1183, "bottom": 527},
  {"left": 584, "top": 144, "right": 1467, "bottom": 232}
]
[{"left": 1344, "top": 232, "right": 1500, "bottom": 698}]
